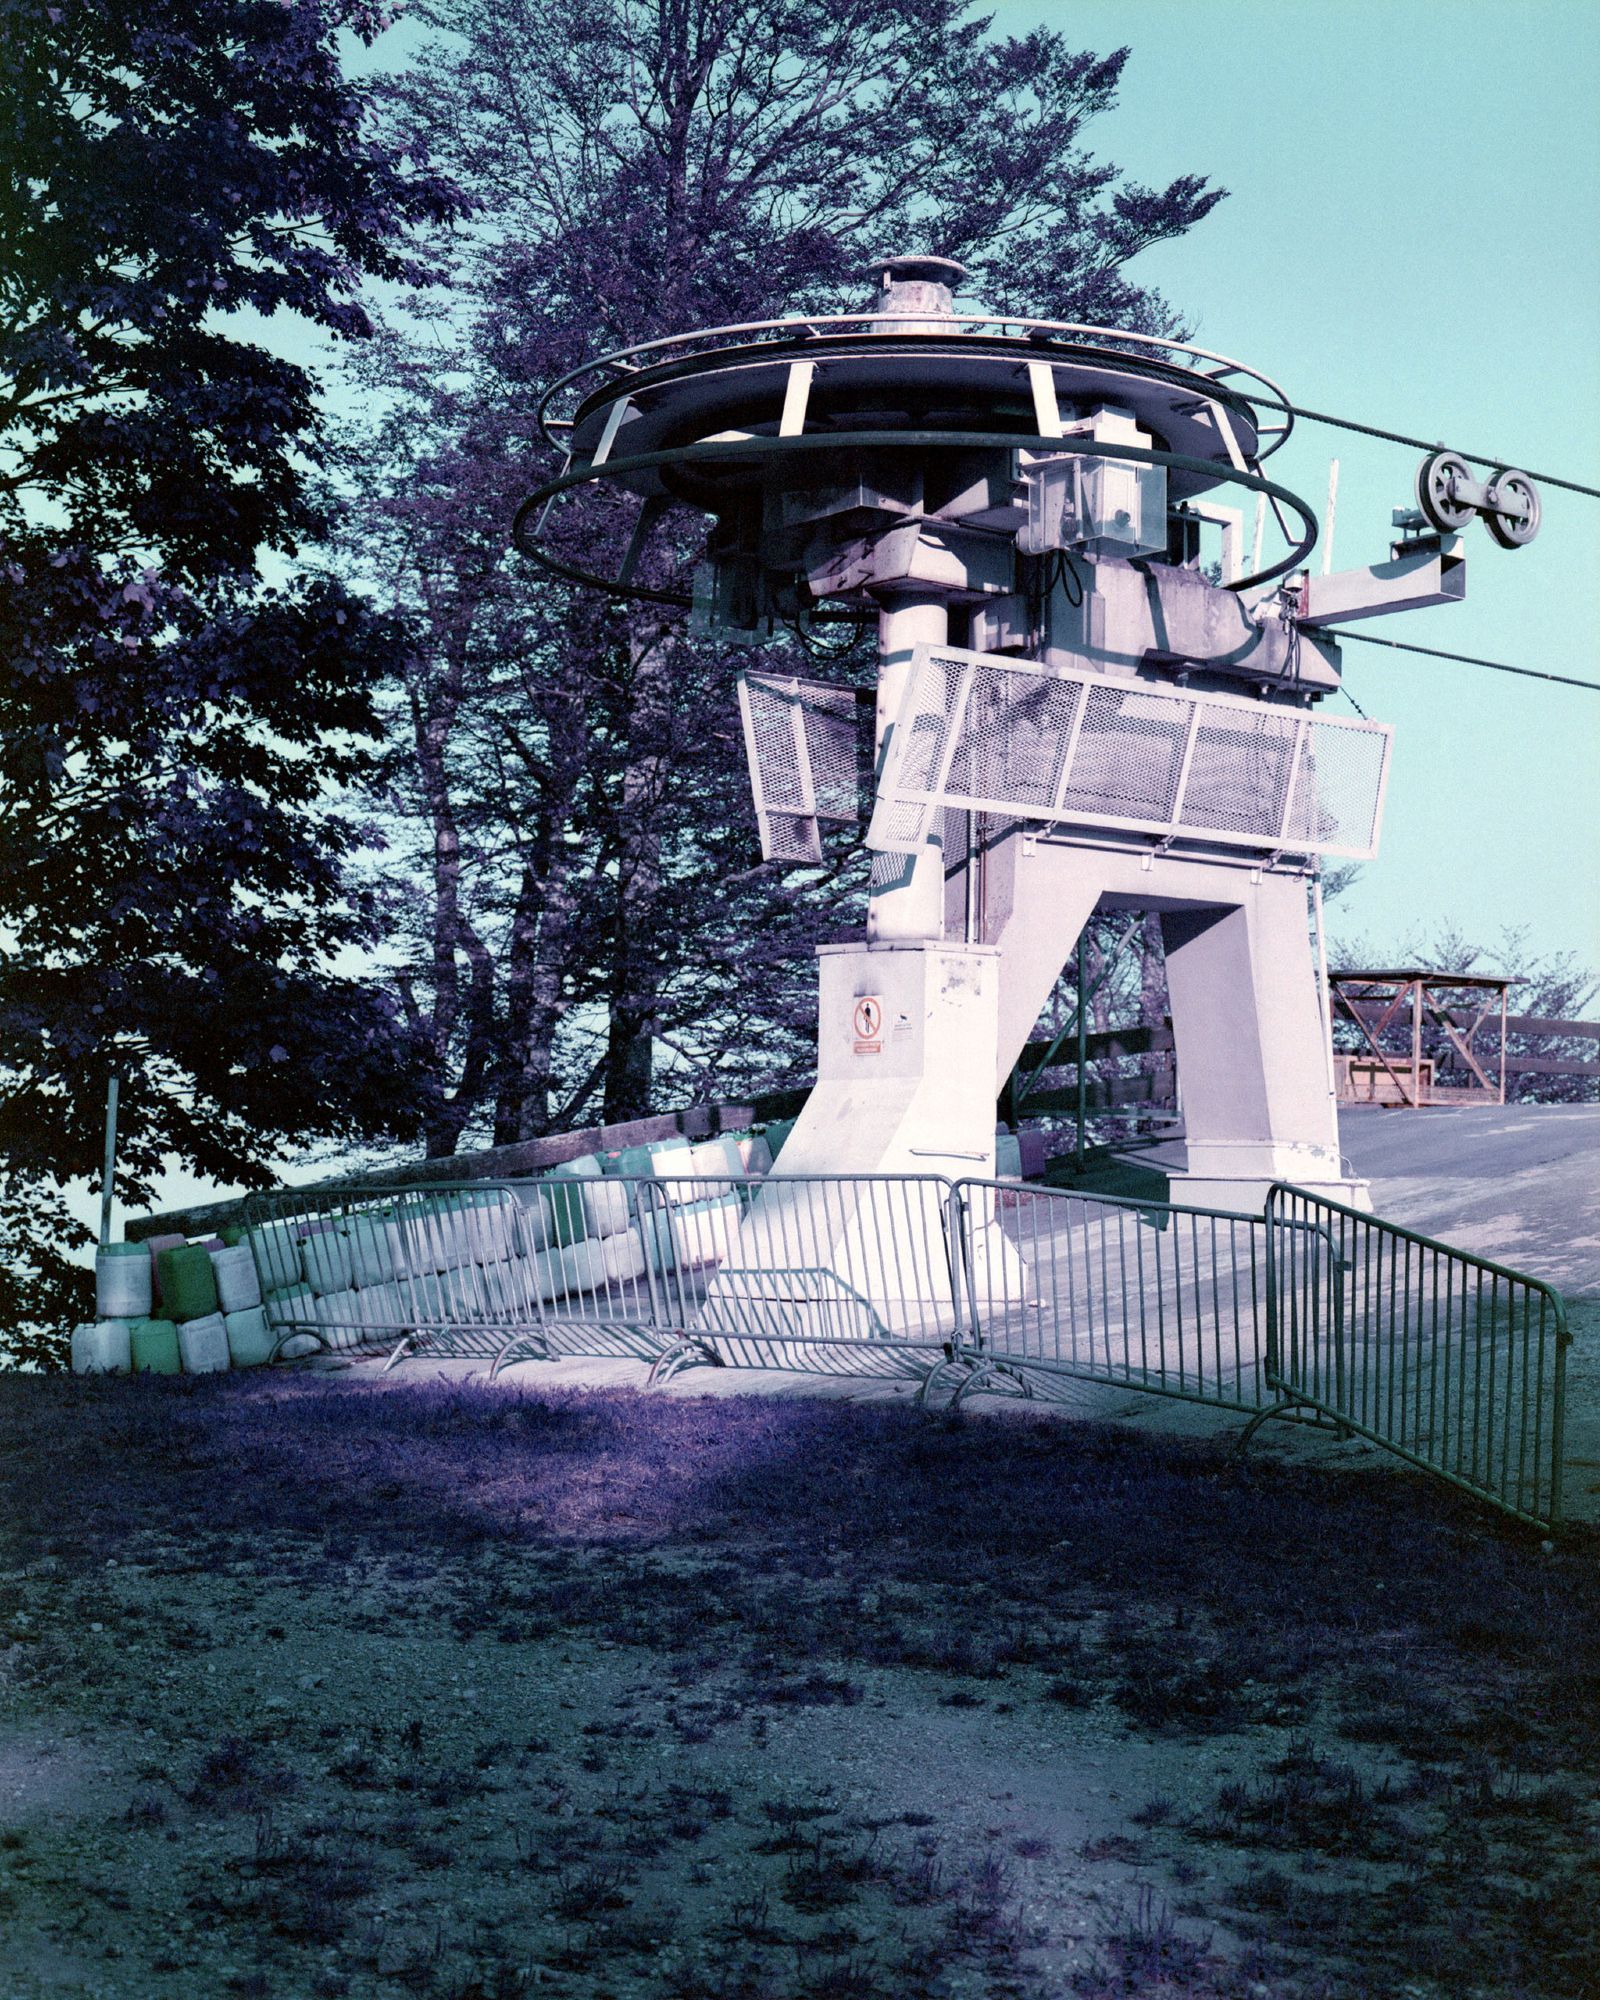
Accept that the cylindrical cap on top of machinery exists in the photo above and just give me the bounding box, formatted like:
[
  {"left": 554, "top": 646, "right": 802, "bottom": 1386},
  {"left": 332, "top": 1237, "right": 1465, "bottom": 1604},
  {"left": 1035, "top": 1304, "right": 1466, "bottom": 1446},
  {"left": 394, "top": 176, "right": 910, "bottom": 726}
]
[{"left": 868, "top": 254, "right": 971, "bottom": 333}]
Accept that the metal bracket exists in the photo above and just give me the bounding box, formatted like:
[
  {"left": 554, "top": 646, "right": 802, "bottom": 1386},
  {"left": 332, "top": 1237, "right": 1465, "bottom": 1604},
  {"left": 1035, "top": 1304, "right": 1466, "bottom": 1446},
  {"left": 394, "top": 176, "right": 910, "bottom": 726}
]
[
  {"left": 951, "top": 1358, "right": 1035, "bottom": 1408},
  {"left": 645, "top": 1335, "right": 724, "bottom": 1390}
]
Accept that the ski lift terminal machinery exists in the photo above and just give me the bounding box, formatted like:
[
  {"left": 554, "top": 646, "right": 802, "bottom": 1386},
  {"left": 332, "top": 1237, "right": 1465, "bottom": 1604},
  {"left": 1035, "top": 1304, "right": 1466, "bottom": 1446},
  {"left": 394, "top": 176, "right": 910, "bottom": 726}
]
[{"left": 516, "top": 255, "right": 1540, "bottom": 1228}]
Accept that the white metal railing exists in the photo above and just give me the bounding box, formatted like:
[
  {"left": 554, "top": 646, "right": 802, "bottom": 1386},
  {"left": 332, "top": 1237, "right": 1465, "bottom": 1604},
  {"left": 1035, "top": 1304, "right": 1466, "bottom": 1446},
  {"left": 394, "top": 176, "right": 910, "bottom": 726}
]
[
  {"left": 536, "top": 312, "right": 1295, "bottom": 458},
  {"left": 866, "top": 644, "right": 1391, "bottom": 863},
  {"left": 236, "top": 1167, "right": 1569, "bottom": 1531},
  {"left": 239, "top": 1173, "right": 963, "bottom": 1384}
]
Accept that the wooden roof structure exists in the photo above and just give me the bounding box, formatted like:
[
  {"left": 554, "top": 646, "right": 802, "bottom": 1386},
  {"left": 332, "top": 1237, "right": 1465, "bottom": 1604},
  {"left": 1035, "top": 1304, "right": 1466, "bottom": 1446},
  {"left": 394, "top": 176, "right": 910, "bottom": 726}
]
[{"left": 1329, "top": 968, "right": 1509, "bottom": 1107}]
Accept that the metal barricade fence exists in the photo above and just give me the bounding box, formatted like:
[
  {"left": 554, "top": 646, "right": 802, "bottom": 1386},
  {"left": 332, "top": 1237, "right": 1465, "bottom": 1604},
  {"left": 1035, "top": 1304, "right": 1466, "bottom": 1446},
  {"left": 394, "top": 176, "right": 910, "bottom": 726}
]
[
  {"left": 238, "top": 1172, "right": 963, "bottom": 1382},
  {"left": 1265, "top": 1185, "right": 1571, "bottom": 1531},
  {"left": 238, "top": 1169, "right": 1571, "bottom": 1530},
  {"left": 950, "top": 1179, "right": 1274, "bottom": 1410}
]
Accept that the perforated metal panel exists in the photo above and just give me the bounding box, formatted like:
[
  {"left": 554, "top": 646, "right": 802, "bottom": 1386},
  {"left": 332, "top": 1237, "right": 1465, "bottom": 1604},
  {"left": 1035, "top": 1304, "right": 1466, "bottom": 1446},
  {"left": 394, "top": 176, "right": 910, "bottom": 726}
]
[
  {"left": 737, "top": 672, "right": 867, "bottom": 863},
  {"left": 866, "top": 645, "right": 1391, "bottom": 862}
]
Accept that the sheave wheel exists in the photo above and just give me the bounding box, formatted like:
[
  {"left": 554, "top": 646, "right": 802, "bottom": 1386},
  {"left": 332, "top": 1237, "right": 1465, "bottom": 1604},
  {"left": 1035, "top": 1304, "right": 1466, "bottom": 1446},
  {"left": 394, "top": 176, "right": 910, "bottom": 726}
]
[
  {"left": 1415, "top": 449, "right": 1475, "bottom": 534},
  {"left": 1483, "top": 467, "right": 1541, "bottom": 548}
]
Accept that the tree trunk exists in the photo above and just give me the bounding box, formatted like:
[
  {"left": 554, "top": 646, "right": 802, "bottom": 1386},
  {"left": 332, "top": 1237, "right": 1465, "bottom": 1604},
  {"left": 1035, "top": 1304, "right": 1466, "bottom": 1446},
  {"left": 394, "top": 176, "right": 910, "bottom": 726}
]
[
  {"left": 602, "top": 620, "right": 674, "bottom": 1122},
  {"left": 411, "top": 627, "right": 496, "bottom": 1157}
]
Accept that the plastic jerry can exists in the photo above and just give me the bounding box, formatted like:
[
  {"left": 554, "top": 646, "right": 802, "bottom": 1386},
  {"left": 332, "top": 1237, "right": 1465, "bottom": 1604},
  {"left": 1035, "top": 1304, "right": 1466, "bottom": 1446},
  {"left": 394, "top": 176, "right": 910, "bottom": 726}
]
[
  {"left": 71, "top": 1320, "right": 132, "bottom": 1374},
  {"left": 156, "top": 1244, "right": 219, "bottom": 1321},
  {"left": 130, "top": 1318, "right": 182, "bottom": 1375},
  {"left": 224, "top": 1307, "right": 274, "bottom": 1368},
  {"left": 96, "top": 1244, "right": 152, "bottom": 1319},
  {"left": 177, "top": 1313, "right": 230, "bottom": 1374},
  {"left": 211, "top": 1244, "right": 261, "bottom": 1314}
]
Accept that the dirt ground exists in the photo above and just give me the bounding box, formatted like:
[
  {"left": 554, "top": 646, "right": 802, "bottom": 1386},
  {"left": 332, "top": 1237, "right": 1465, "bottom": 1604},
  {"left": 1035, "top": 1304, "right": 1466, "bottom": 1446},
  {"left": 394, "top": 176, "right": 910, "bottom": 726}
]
[{"left": 2, "top": 1367, "right": 1598, "bottom": 2000}]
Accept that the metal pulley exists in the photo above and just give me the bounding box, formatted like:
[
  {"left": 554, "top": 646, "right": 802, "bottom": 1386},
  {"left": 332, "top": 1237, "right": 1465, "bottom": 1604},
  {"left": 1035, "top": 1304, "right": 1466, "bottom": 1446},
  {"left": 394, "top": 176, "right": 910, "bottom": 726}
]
[
  {"left": 1482, "top": 467, "right": 1541, "bottom": 548},
  {"left": 1416, "top": 450, "right": 1540, "bottom": 545}
]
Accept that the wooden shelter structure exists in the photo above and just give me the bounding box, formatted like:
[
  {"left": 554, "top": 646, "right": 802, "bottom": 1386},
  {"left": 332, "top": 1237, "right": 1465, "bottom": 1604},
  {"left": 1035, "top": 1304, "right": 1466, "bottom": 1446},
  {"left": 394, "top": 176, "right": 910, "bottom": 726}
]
[{"left": 1330, "top": 968, "right": 1510, "bottom": 1107}]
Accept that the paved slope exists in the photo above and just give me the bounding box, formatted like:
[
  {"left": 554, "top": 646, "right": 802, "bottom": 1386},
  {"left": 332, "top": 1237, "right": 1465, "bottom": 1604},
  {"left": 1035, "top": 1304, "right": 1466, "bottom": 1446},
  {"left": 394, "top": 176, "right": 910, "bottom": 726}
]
[{"left": 1337, "top": 1104, "right": 1600, "bottom": 1297}]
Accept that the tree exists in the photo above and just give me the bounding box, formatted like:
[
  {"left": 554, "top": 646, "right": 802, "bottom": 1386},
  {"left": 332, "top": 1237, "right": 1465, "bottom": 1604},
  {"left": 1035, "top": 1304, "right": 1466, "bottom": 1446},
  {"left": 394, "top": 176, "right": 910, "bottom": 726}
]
[
  {"left": 0, "top": 0, "right": 463, "bottom": 1360},
  {"left": 345, "top": 0, "right": 1225, "bottom": 1144}
]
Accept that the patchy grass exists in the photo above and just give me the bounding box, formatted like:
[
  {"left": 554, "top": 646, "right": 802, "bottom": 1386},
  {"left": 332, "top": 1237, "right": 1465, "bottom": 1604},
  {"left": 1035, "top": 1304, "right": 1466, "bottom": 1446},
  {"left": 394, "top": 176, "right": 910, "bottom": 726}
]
[{"left": 0, "top": 1371, "right": 1596, "bottom": 1998}]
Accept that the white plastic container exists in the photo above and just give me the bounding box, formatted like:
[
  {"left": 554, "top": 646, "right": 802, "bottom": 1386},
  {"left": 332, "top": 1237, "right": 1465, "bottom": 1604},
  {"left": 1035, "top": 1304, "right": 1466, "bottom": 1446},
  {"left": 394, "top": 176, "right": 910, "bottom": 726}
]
[
  {"left": 428, "top": 1196, "right": 493, "bottom": 1270},
  {"left": 177, "top": 1313, "right": 230, "bottom": 1374},
  {"left": 533, "top": 1238, "right": 609, "bottom": 1301},
  {"left": 312, "top": 1288, "right": 364, "bottom": 1339},
  {"left": 248, "top": 1223, "right": 302, "bottom": 1293},
  {"left": 477, "top": 1260, "right": 534, "bottom": 1314},
  {"left": 297, "top": 1223, "right": 354, "bottom": 1295},
  {"left": 224, "top": 1307, "right": 274, "bottom": 1368},
  {"left": 400, "top": 1271, "right": 449, "bottom": 1320},
  {"left": 579, "top": 1173, "right": 632, "bottom": 1239},
  {"left": 737, "top": 1132, "right": 774, "bottom": 1177},
  {"left": 71, "top": 1320, "right": 132, "bottom": 1374},
  {"left": 264, "top": 1282, "right": 316, "bottom": 1327},
  {"left": 381, "top": 1214, "right": 427, "bottom": 1280},
  {"left": 96, "top": 1245, "right": 153, "bottom": 1319},
  {"left": 601, "top": 1228, "right": 647, "bottom": 1285},
  {"left": 353, "top": 1281, "right": 408, "bottom": 1328},
  {"left": 210, "top": 1244, "right": 262, "bottom": 1314},
  {"left": 512, "top": 1183, "right": 556, "bottom": 1252},
  {"left": 346, "top": 1212, "right": 395, "bottom": 1287},
  {"left": 686, "top": 1137, "right": 742, "bottom": 1200},
  {"left": 460, "top": 1201, "right": 520, "bottom": 1264},
  {"left": 647, "top": 1196, "right": 742, "bottom": 1274}
]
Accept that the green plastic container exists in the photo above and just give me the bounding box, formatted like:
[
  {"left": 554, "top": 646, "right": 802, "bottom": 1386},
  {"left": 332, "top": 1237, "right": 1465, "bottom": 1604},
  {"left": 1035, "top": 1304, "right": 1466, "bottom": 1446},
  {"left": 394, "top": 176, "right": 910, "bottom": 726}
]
[
  {"left": 155, "top": 1243, "right": 219, "bottom": 1321},
  {"left": 543, "top": 1161, "right": 591, "bottom": 1249},
  {"left": 129, "top": 1317, "right": 182, "bottom": 1375}
]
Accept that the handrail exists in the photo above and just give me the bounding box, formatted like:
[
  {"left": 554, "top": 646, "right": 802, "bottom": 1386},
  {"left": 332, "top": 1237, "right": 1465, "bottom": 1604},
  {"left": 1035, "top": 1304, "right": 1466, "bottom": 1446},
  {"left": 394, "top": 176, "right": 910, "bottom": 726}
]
[{"left": 535, "top": 310, "right": 1295, "bottom": 458}]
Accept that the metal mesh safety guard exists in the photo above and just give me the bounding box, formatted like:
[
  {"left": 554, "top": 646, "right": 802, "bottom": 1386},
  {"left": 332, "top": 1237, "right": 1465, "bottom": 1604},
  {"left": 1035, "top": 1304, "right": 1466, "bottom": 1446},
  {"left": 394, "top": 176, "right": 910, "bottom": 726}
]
[
  {"left": 737, "top": 672, "right": 865, "bottom": 863},
  {"left": 1265, "top": 1186, "right": 1571, "bottom": 1531},
  {"left": 867, "top": 645, "right": 1392, "bottom": 862}
]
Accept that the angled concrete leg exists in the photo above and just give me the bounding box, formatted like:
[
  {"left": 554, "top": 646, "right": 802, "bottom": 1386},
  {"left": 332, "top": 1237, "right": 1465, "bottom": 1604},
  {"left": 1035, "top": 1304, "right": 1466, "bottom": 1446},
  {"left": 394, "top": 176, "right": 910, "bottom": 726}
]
[
  {"left": 978, "top": 831, "right": 1367, "bottom": 1216},
  {"left": 1160, "top": 881, "right": 1366, "bottom": 1212}
]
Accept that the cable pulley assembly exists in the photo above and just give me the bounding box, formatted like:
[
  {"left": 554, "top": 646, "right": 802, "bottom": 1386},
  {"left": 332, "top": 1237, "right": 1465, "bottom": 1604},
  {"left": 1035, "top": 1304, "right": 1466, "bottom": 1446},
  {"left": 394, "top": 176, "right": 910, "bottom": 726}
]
[{"left": 1414, "top": 450, "right": 1540, "bottom": 546}]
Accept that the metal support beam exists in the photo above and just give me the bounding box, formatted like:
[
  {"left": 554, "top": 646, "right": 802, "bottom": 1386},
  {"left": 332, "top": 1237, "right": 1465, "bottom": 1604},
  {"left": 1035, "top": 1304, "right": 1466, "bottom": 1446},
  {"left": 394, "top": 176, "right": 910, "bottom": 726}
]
[{"left": 1300, "top": 538, "right": 1466, "bottom": 626}]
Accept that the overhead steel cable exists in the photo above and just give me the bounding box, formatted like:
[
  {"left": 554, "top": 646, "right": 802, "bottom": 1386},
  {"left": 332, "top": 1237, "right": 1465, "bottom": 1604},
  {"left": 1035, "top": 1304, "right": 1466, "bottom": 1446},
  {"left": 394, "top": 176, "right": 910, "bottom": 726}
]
[
  {"left": 1319, "top": 627, "right": 1600, "bottom": 693},
  {"left": 1238, "top": 394, "right": 1600, "bottom": 500}
]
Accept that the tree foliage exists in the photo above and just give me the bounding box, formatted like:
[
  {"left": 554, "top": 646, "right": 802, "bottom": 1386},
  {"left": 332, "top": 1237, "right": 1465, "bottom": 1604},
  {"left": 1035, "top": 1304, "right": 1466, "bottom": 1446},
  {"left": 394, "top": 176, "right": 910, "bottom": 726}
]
[
  {"left": 347, "top": 0, "right": 1226, "bottom": 1146},
  {"left": 0, "top": 0, "right": 463, "bottom": 1358}
]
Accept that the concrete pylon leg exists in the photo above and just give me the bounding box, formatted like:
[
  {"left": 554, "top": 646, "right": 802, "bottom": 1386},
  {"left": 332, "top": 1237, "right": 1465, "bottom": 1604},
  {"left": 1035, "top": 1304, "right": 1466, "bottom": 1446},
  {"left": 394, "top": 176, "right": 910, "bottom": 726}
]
[
  {"left": 1160, "top": 878, "right": 1363, "bottom": 1211},
  {"left": 712, "top": 938, "right": 1032, "bottom": 1342},
  {"left": 979, "top": 831, "right": 1368, "bottom": 1215},
  {"left": 868, "top": 591, "right": 947, "bottom": 944}
]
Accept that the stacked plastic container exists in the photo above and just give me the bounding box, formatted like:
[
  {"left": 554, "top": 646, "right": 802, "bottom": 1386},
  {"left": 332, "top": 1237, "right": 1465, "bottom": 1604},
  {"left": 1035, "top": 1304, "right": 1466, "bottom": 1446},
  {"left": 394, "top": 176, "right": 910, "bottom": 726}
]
[
  {"left": 73, "top": 1118, "right": 799, "bottom": 1376},
  {"left": 74, "top": 1228, "right": 271, "bottom": 1375}
]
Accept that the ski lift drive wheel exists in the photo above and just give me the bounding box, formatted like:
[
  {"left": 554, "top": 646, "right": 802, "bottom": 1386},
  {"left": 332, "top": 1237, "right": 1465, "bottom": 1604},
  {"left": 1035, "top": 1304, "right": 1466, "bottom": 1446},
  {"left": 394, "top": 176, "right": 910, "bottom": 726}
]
[
  {"left": 1415, "top": 449, "right": 1475, "bottom": 534},
  {"left": 1483, "top": 467, "right": 1541, "bottom": 548}
]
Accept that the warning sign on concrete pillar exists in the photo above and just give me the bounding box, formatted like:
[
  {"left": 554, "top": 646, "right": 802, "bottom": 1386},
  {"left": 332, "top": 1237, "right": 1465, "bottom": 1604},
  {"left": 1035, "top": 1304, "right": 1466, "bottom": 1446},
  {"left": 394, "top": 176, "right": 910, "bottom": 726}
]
[{"left": 852, "top": 996, "right": 883, "bottom": 1053}]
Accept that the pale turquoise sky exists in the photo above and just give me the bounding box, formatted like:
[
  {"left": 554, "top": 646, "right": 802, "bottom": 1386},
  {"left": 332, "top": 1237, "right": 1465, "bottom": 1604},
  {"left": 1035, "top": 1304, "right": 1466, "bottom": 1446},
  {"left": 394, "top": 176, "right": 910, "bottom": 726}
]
[{"left": 988, "top": 0, "right": 1600, "bottom": 973}]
